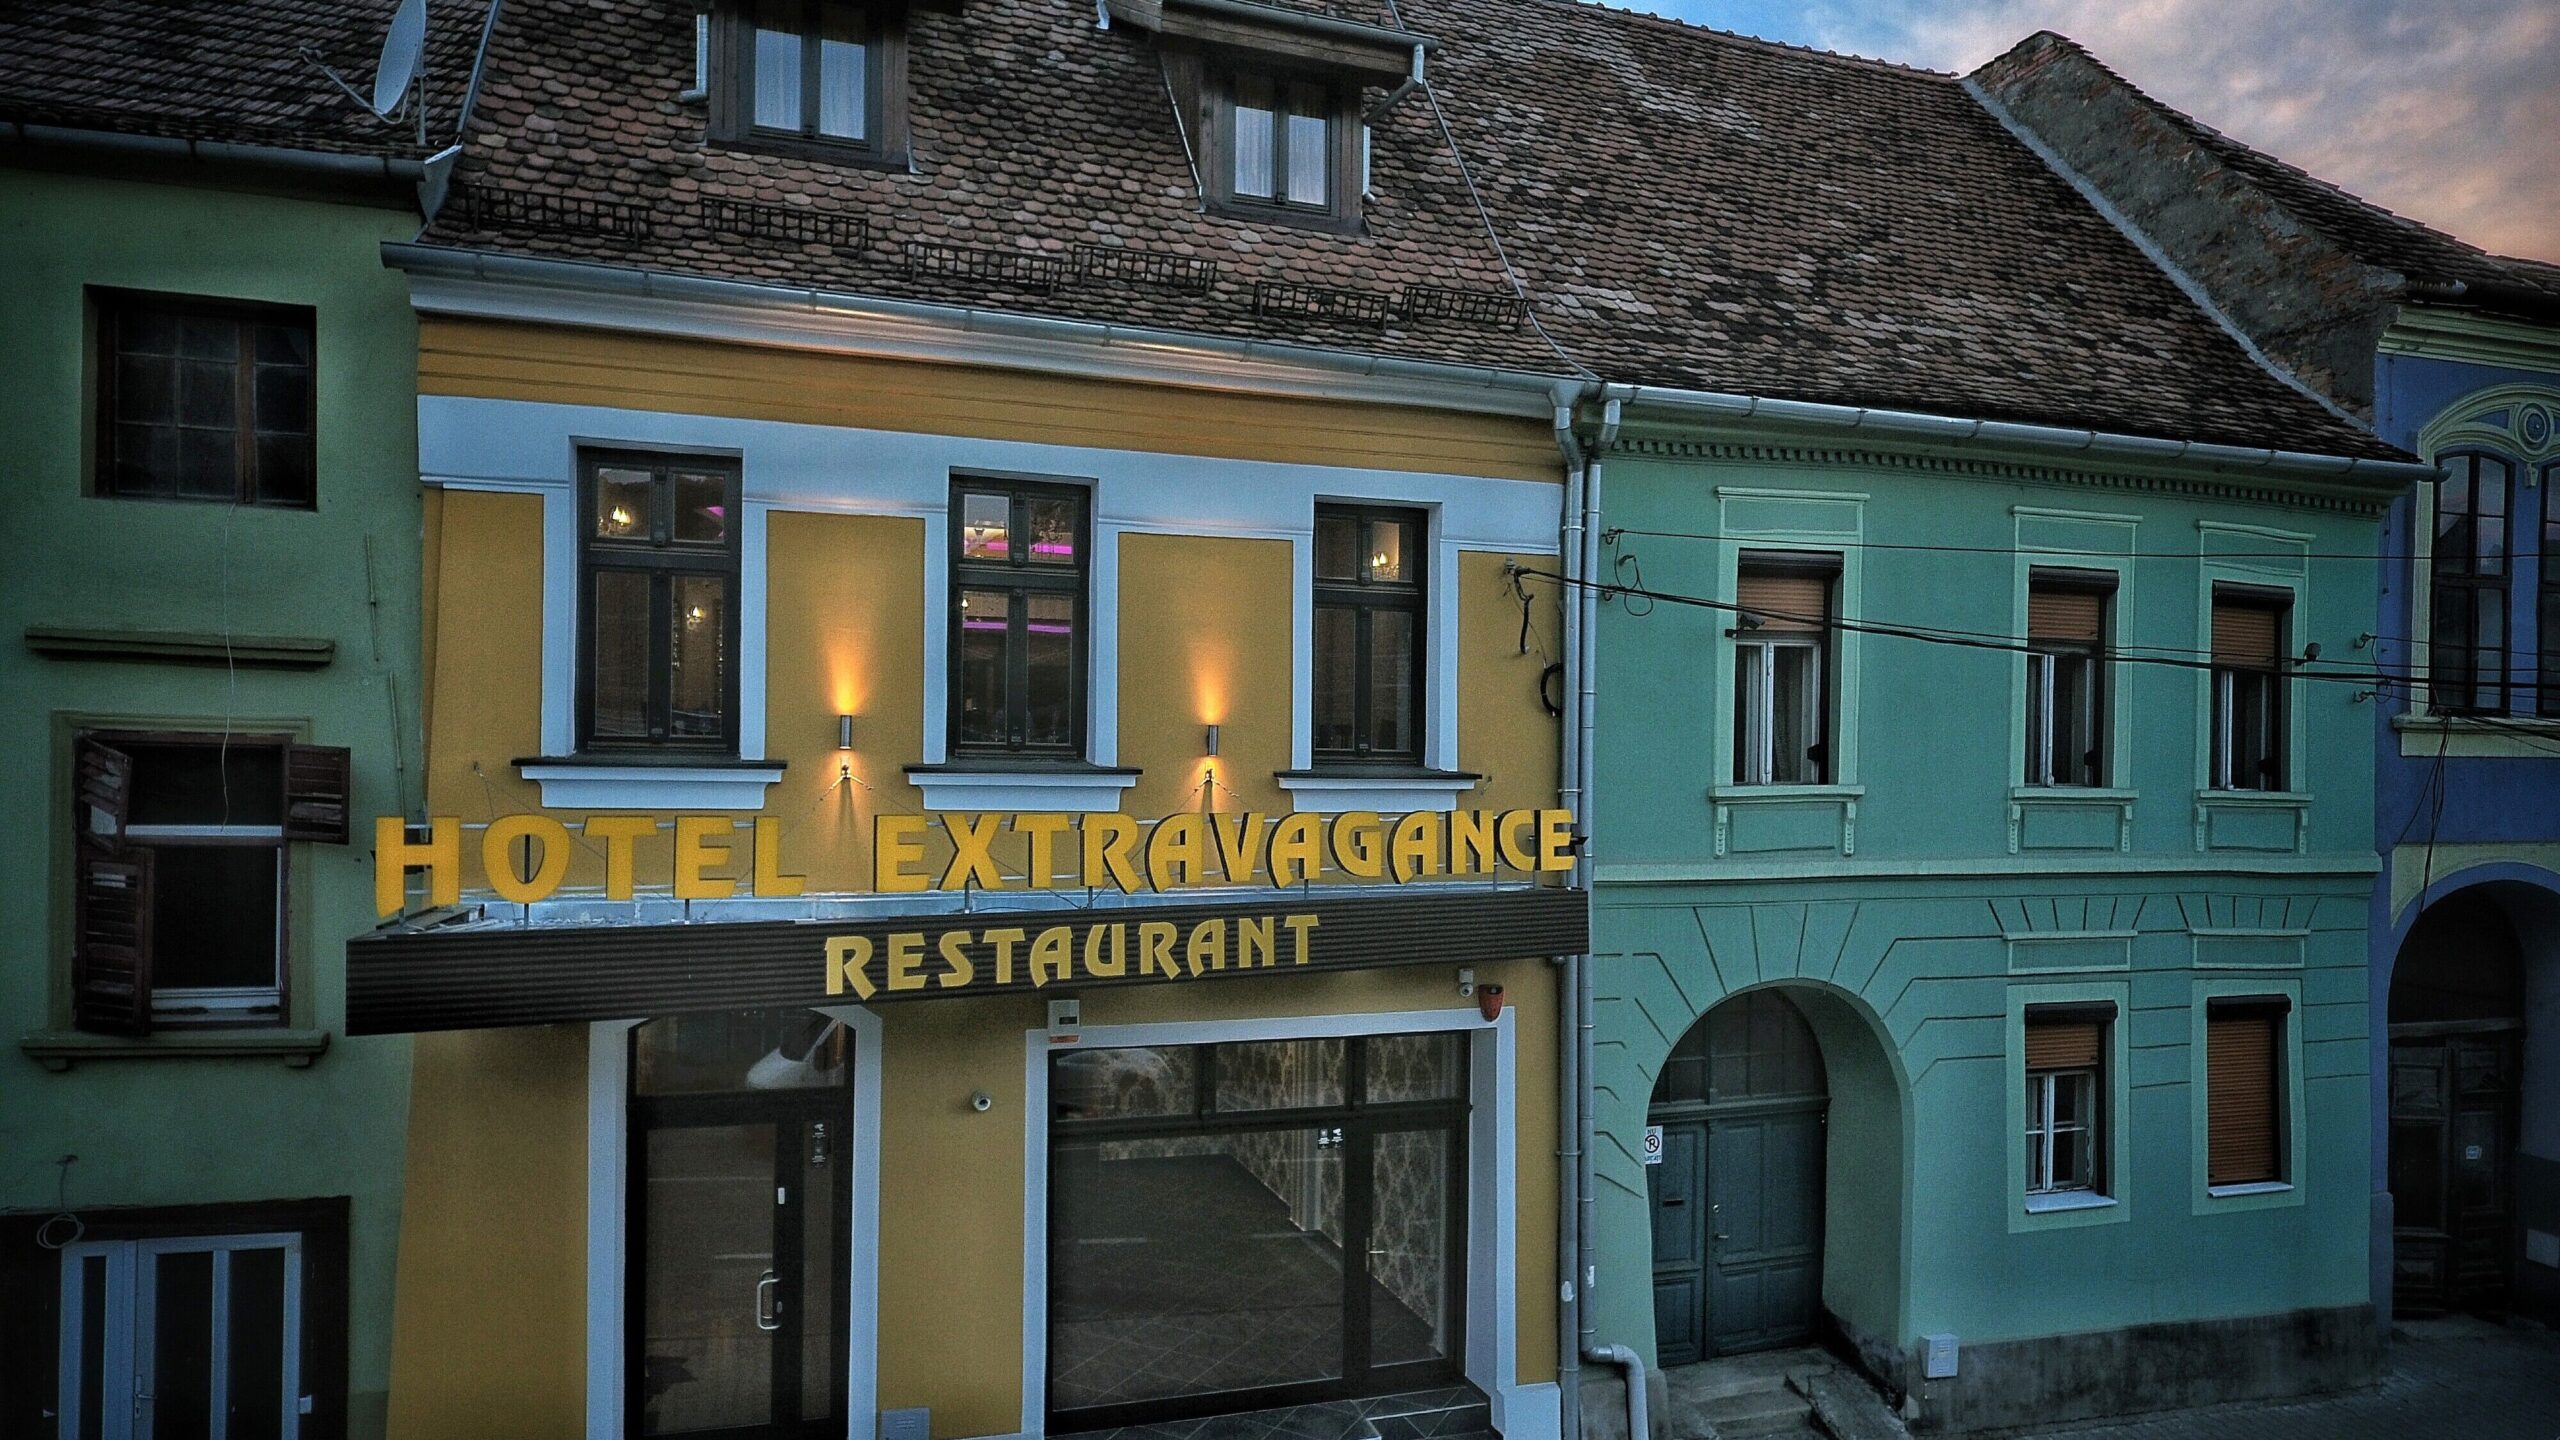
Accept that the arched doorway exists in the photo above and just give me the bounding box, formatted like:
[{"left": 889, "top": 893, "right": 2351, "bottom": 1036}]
[
  {"left": 1647, "top": 989, "right": 1828, "bottom": 1363},
  {"left": 2388, "top": 891, "right": 2525, "bottom": 1315}
]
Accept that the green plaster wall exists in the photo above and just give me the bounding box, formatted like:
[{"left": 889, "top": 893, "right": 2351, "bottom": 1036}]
[
  {"left": 0, "top": 166, "right": 422, "bottom": 1437},
  {"left": 1583, "top": 441, "right": 2383, "bottom": 1371}
]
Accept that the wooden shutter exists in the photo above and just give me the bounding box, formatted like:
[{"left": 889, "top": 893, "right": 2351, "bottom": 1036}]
[
  {"left": 73, "top": 848, "right": 155, "bottom": 1037},
  {"left": 74, "top": 736, "right": 134, "bottom": 853},
  {"left": 2028, "top": 585, "right": 2106, "bottom": 644},
  {"left": 2025, "top": 1018, "right": 2103, "bottom": 1071},
  {"left": 2207, "top": 1010, "right": 2280, "bottom": 1185},
  {"left": 1736, "top": 569, "right": 1829, "bottom": 633},
  {"left": 284, "top": 744, "right": 354, "bottom": 844},
  {"left": 2211, "top": 598, "right": 2281, "bottom": 668}
]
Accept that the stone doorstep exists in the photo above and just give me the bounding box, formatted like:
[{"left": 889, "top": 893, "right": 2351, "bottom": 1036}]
[
  {"left": 1791, "top": 1367, "right": 1911, "bottom": 1440},
  {"left": 1075, "top": 1385, "right": 1497, "bottom": 1440}
]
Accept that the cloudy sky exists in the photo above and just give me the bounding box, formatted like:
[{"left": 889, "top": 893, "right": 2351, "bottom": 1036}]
[{"left": 1635, "top": 0, "right": 2560, "bottom": 264}]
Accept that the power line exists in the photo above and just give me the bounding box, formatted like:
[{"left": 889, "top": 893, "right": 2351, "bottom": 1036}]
[{"left": 1602, "top": 526, "right": 2470, "bottom": 565}]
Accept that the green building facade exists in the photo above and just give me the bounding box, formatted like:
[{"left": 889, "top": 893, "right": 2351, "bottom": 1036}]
[
  {"left": 1580, "top": 416, "right": 2404, "bottom": 1432},
  {"left": 0, "top": 158, "right": 426, "bottom": 1436}
]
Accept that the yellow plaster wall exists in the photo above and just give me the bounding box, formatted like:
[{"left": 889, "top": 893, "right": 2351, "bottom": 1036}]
[
  {"left": 1459, "top": 552, "right": 1564, "bottom": 815},
  {"left": 385, "top": 1026, "right": 589, "bottom": 1440},
  {"left": 425, "top": 488, "right": 545, "bottom": 843},
  {"left": 420, "top": 318, "right": 1562, "bottom": 484},
  {"left": 1118, "top": 532, "right": 1293, "bottom": 823}
]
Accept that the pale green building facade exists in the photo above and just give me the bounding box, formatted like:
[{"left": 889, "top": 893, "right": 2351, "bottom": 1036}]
[{"left": 1581, "top": 417, "right": 2405, "bottom": 1432}]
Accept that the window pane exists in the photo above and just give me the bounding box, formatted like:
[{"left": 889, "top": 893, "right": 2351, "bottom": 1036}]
[
  {"left": 591, "top": 569, "right": 652, "bottom": 739},
  {"left": 2474, "top": 591, "right": 2508, "bottom": 711},
  {"left": 176, "top": 426, "right": 237, "bottom": 498},
  {"left": 2025, "top": 651, "right": 2051, "bottom": 785},
  {"left": 1367, "top": 1127, "right": 1454, "bottom": 1368},
  {"left": 253, "top": 354, "right": 310, "bottom": 435},
  {"left": 149, "top": 845, "right": 282, "bottom": 993},
  {"left": 635, "top": 1011, "right": 845, "bottom": 1095},
  {"left": 153, "top": 1249, "right": 216, "bottom": 1440},
  {"left": 669, "top": 575, "right": 730, "bottom": 741},
  {"left": 1314, "top": 605, "right": 1357, "bottom": 752},
  {"left": 595, "top": 467, "right": 653, "bottom": 540},
  {"left": 1314, "top": 511, "right": 1358, "bottom": 580},
  {"left": 817, "top": 35, "right": 866, "bottom": 139},
  {"left": 78, "top": 1254, "right": 106, "bottom": 1440},
  {"left": 960, "top": 492, "right": 1010, "bottom": 561},
  {"left": 672, "top": 469, "right": 729, "bottom": 545},
  {"left": 1025, "top": 594, "right": 1076, "bottom": 748},
  {"left": 1285, "top": 109, "right": 1329, "bottom": 207},
  {"left": 178, "top": 356, "right": 234, "bottom": 427},
  {"left": 1053, "top": 1045, "right": 1199, "bottom": 1120},
  {"left": 1211, "top": 1037, "right": 1346, "bottom": 1111},
  {"left": 958, "top": 589, "right": 1010, "bottom": 746},
  {"left": 1366, "top": 517, "right": 1411, "bottom": 583},
  {"left": 253, "top": 433, "right": 314, "bottom": 508},
  {"left": 1365, "top": 1032, "right": 1464, "bottom": 1102},
  {"left": 116, "top": 353, "right": 176, "bottom": 422},
  {"left": 1026, "top": 495, "right": 1078, "bottom": 566},
  {"left": 753, "top": 7, "right": 804, "bottom": 130},
  {"left": 1732, "top": 645, "right": 1762, "bottom": 783},
  {"left": 2055, "top": 652, "right": 2096, "bottom": 784},
  {"left": 124, "top": 741, "right": 284, "bottom": 827},
  {"left": 227, "top": 1246, "right": 289, "bottom": 1439},
  {"left": 1233, "top": 82, "right": 1275, "bottom": 199},
  {"left": 1368, "top": 608, "right": 1415, "bottom": 755},
  {"left": 113, "top": 423, "right": 180, "bottom": 496},
  {"left": 1771, "top": 642, "right": 1817, "bottom": 782}
]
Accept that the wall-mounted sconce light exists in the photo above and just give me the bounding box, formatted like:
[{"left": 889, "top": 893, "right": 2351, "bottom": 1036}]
[
  {"left": 1203, "top": 723, "right": 1221, "bottom": 757},
  {"left": 837, "top": 714, "right": 856, "bottom": 750}
]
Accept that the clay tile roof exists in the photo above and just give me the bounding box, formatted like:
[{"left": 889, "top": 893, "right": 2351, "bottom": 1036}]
[
  {"left": 1976, "top": 30, "right": 2560, "bottom": 306},
  {"left": 1395, "top": 0, "right": 2399, "bottom": 459},
  {"left": 0, "top": 0, "right": 495, "bottom": 159},
  {"left": 416, "top": 0, "right": 1571, "bottom": 373}
]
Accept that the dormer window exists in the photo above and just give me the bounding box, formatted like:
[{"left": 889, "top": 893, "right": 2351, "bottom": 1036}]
[
  {"left": 711, "top": 0, "right": 908, "bottom": 163},
  {"left": 1209, "top": 67, "right": 1359, "bottom": 226}
]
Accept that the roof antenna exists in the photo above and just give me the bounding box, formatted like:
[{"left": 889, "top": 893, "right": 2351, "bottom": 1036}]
[{"left": 303, "top": 0, "right": 428, "bottom": 130}]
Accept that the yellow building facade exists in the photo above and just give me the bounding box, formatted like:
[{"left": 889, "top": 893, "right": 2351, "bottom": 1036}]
[{"left": 365, "top": 286, "right": 1580, "bottom": 1440}]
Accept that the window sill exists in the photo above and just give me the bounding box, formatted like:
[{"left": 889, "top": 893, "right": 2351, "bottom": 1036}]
[
  {"left": 905, "top": 761, "right": 1141, "bottom": 813},
  {"left": 21, "top": 1028, "right": 330, "bottom": 1072},
  {"left": 2206, "top": 1180, "right": 2293, "bottom": 1199},
  {"left": 1275, "top": 767, "right": 1480, "bottom": 814},
  {"left": 2025, "top": 1190, "right": 2118, "bottom": 1214},
  {"left": 1204, "top": 198, "right": 1367, "bottom": 237},
  {"left": 2392, "top": 711, "right": 2560, "bottom": 757},
  {"left": 2010, "top": 785, "right": 2137, "bottom": 803},
  {"left": 2194, "top": 789, "right": 2311, "bottom": 805},
  {"left": 516, "top": 757, "right": 786, "bottom": 810},
  {"left": 1706, "top": 783, "right": 1865, "bottom": 802}
]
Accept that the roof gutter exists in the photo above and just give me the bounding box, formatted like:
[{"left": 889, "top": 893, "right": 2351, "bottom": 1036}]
[
  {"left": 1601, "top": 381, "right": 2439, "bottom": 491},
  {"left": 1, "top": 121, "right": 427, "bottom": 189},
  {"left": 1168, "top": 0, "right": 1436, "bottom": 51},
  {"left": 2405, "top": 278, "right": 2560, "bottom": 325}
]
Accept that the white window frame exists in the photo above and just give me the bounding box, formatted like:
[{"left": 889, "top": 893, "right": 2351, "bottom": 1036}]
[
  {"left": 1732, "top": 633, "right": 1824, "bottom": 786},
  {"left": 120, "top": 822, "right": 287, "bottom": 1021},
  {"left": 2209, "top": 661, "right": 2282, "bottom": 792},
  {"left": 58, "top": 1231, "right": 307, "bottom": 1440},
  {"left": 2025, "top": 646, "right": 2102, "bottom": 788},
  {"left": 2025, "top": 1066, "right": 2100, "bottom": 1196}
]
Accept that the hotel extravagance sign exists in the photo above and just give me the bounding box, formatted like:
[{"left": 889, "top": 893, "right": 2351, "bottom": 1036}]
[{"left": 347, "top": 808, "right": 1586, "bottom": 1035}]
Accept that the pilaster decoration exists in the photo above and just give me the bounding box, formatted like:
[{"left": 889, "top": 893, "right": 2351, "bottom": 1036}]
[{"left": 1608, "top": 437, "right": 2395, "bottom": 517}]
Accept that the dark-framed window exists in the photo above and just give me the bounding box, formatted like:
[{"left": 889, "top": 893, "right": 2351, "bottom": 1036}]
[
  {"left": 2538, "top": 462, "right": 2559, "bottom": 716},
  {"left": 2209, "top": 587, "right": 2288, "bottom": 792},
  {"left": 2025, "top": 1005, "right": 2112, "bottom": 1199},
  {"left": 579, "top": 451, "right": 744, "bottom": 753},
  {"left": 951, "top": 477, "right": 1089, "bottom": 757},
  {"left": 1313, "top": 504, "right": 1426, "bottom": 761},
  {"left": 2206, "top": 998, "right": 2290, "bottom": 1188},
  {"left": 1731, "top": 554, "right": 1838, "bottom": 785},
  {"left": 711, "top": 0, "right": 906, "bottom": 161},
  {"left": 2026, "top": 570, "right": 2112, "bottom": 787},
  {"left": 92, "top": 289, "right": 315, "bottom": 507},
  {"left": 2428, "top": 452, "right": 2513, "bottom": 714},
  {"left": 68, "top": 730, "right": 350, "bottom": 1035},
  {"left": 1208, "top": 66, "right": 1359, "bottom": 224}
]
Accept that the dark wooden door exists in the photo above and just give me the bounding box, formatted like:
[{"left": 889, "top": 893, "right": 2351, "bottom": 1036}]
[
  {"left": 2390, "top": 1029, "right": 2521, "bottom": 1315},
  {"left": 1649, "top": 1119, "right": 1710, "bottom": 1365},
  {"left": 1703, "top": 1105, "right": 1826, "bottom": 1354}
]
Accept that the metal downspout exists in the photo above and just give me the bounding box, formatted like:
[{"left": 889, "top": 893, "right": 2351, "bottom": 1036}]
[
  {"left": 1550, "top": 383, "right": 1590, "bottom": 1440},
  {"left": 1577, "top": 395, "right": 1622, "bottom": 1396}
]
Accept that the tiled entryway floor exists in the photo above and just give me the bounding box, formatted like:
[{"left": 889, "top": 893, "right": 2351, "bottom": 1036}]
[{"left": 2017, "top": 1315, "right": 2560, "bottom": 1440}]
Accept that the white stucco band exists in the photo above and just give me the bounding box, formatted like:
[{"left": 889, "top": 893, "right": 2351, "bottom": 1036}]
[{"left": 420, "top": 395, "right": 1560, "bottom": 811}]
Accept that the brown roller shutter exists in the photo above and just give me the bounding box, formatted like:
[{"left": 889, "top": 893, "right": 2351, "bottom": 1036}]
[
  {"left": 73, "top": 848, "right": 155, "bottom": 1037},
  {"left": 2028, "top": 587, "right": 2106, "bottom": 645},
  {"left": 2212, "top": 598, "right": 2281, "bottom": 668},
  {"left": 2025, "top": 1019, "right": 2103, "bottom": 1071},
  {"left": 74, "top": 736, "right": 134, "bottom": 852},
  {"left": 283, "top": 744, "right": 354, "bottom": 844},
  {"left": 1736, "top": 569, "right": 1830, "bottom": 632},
  {"left": 2207, "top": 1011, "right": 2280, "bottom": 1185}
]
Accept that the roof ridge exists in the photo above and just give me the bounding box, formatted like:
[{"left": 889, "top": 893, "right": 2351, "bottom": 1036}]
[
  {"left": 1993, "top": 28, "right": 2493, "bottom": 268},
  {"left": 1524, "top": 0, "right": 1957, "bottom": 82}
]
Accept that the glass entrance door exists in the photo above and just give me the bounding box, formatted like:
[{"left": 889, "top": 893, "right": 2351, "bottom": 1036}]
[
  {"left": 630, "top": 1013, "right": 850, "bottom": 1440},
  {"left": 1047, "top": 1031, "right": 1468, "bottom": 1429}
]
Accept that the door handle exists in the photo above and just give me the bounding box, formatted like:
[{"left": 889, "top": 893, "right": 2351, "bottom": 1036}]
[
  {"left": 755, "top": 1271, "right": 781, "bottom": 1332},
  {"left": 1661, "top": 1197, "right": 1686, "bottom": 1207}
]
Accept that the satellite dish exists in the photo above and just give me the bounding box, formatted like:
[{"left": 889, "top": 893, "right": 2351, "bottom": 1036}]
[{"left": 371, "top": 0, "right": 427, "bottom": 117}]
